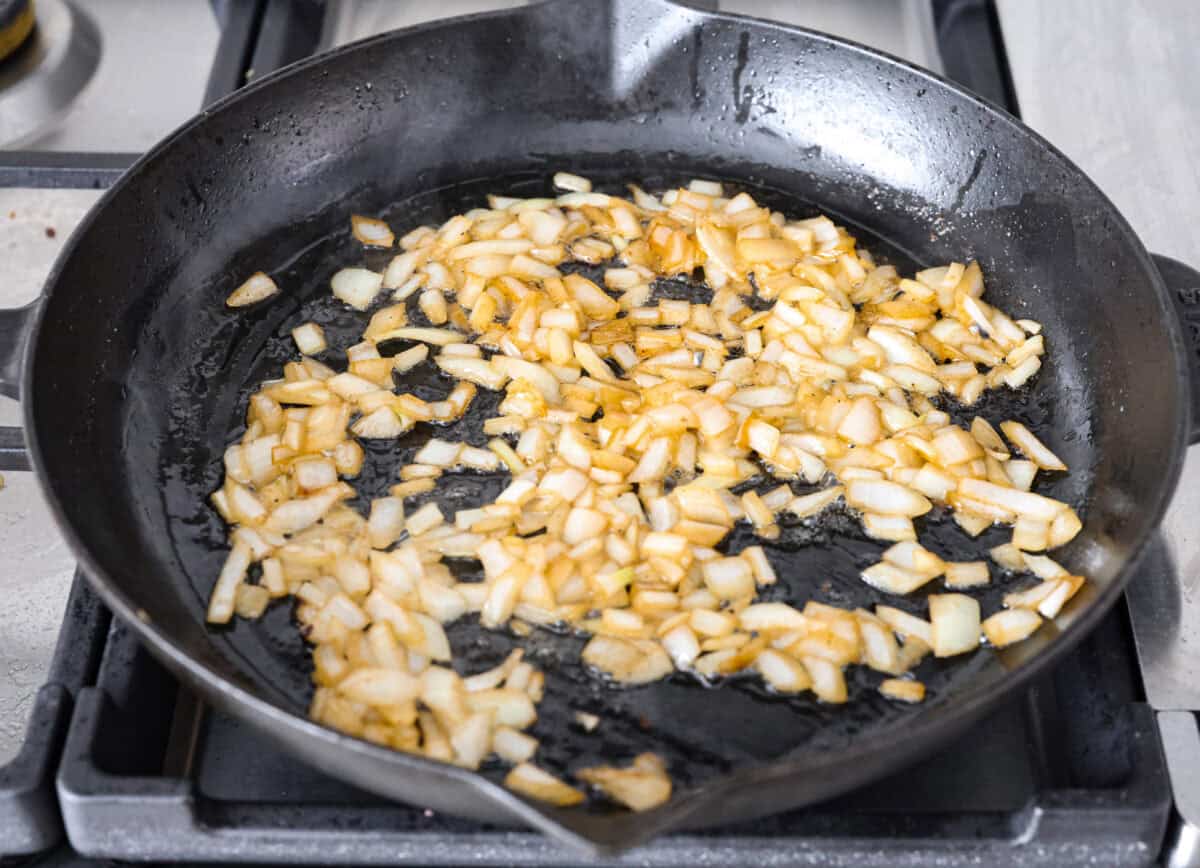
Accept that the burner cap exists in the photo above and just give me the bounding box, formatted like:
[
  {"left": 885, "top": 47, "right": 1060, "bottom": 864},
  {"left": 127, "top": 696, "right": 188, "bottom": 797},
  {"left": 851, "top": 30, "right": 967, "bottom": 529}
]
[{"left": 0, "top": 0, "right": 34, "bottom": 63}]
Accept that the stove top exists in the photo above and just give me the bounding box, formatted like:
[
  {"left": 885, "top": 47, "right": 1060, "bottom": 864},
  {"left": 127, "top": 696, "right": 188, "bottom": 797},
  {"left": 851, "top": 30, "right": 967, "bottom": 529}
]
[
  {"left": 0, "top": 0, "right": 217, "bottom": 150},
  {"left": 45, "top": 598, "right": 1167, "bottom": 866},
  {"left": 0, "top": 1, "right": 1197, "bottom": 865}
]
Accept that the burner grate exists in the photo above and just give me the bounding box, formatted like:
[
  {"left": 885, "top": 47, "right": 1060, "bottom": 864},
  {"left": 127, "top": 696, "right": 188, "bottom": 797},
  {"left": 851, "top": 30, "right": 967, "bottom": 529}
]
[
  {"left": 0, "top": 580, "right": 107, "bottom": 857},
  {"left": 52, "top": 607, "right": 1168, "bottom": 866}
]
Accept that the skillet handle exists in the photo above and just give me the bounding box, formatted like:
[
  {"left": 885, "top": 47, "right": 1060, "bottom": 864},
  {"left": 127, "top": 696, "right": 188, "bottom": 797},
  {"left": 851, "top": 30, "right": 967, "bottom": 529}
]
[
  {"left": 0, "top": 302, "right": 37, "bottom": 471},
  {"left": 1155, "top": 255, "right": 1200, "bottom": 445}
]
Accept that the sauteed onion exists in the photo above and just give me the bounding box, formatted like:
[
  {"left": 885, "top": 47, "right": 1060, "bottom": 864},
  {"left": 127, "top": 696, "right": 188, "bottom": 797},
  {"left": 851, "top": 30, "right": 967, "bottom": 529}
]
[{"left": 209, "top": 177, "right": 1085, "bottom": 811}]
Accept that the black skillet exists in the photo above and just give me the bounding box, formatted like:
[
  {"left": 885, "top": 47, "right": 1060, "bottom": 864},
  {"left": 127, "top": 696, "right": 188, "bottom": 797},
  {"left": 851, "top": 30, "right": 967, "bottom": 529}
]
[{"left": 1, "top": 0, "right": 1198, "bottom": 854}]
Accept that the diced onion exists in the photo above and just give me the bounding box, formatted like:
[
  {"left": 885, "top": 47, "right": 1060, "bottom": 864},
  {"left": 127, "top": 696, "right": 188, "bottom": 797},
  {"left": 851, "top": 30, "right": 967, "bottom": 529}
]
[
  {"left": 214, "top": 177, "right": 1086, "bottom": 808},
  {"left": 982, "top": 608, "right": 1042, "bottom": 647},
  {"left": 875, "top": 605, "right": 933, "bottom": 646},
  {"left": 756, "top": 649, "right": 812, "bottom": 693},
  {"left": 331, "top": 268, "right": 384, "bottom": 310},
  {"left": 861, "top": 561, "right": 934, "bottom": 595},
  {"left": 846, "top": 480, "right": 931, "bottom": 517},
  {"left": 573, "top": 711, "right": 600, "bottom": 732},
  {"left": 504, "top": 763, "right": 584, "bottom": 806},
  {"left": 492, "top": 726, "right": 539, "bottom": 764},
  {"left": 801, "top": 656, "right": 847, "bottom": 703},
  {"left": 338, "top": 667, "right": 420, "bottom": 706},
  {"left": 577, "top": 754, "right": 672, "bottom": 812},
  {"left": 206, "top": 541, "right": 252, "bottom": 624},
  {"left": 1000, "top": 421, "right": 1067, "bottom": 471},
  {"left": 928, "top": 594, "right": 981, "bottom": 657},
  {"left": 879, "top": 678, "right": 925, "bottom": 703},
  {"left": 351, "top": 215, "right": 395, "bottom": 247},
  {"left": 881, "top": 541, "right": 944, "bottom": 578},
  {"left": 702, "top": 557, "right": 755, "bottom": 600},
  {"left": 226, "top": 272, "right": 278, "bottom": 307},
  {"left": 944, "top": 561, "right": 990, "bottom": 588},
  {"left": 582, "top": 635, "right": 672, "bottom": 684},
  {"left": 292, "top": 322, "right": 327, "bottom": 355},
  {"left": 552, "top": 172, "right": 592, "bottom": 193}
]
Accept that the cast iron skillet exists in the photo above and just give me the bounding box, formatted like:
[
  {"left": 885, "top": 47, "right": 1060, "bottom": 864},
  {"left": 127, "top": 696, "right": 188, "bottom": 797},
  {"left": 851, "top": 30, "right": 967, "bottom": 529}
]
[{"left": 0, "top": 0, "right": 1198, "bottom": 854}]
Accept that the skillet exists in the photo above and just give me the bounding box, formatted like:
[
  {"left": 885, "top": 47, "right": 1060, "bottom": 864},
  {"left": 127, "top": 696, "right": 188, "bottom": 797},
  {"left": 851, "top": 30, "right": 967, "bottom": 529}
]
[{"left": 1, "top": 0, "right": 1198, "bottom": 853}]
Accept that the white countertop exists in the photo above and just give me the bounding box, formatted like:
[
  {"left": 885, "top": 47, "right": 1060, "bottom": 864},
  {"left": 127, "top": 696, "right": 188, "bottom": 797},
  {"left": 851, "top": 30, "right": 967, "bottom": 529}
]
[
  {"left": 998, "top": 0, "right": 1200, "bottom": 706},
  {"left": 997, "top": 0, "right": 1200, "bottom": 264},
  {"left": 0, "top": 190, "right": 100, "bottom": 765}
]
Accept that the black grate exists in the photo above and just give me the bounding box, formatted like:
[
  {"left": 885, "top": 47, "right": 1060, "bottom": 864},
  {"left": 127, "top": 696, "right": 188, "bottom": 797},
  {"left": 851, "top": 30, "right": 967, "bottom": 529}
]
[
  {"left": 51, "top": 604, "right": 1168, "bottom": 866},
  {"left": 0, "top": 580, "right": 108, "bottom": 859}
]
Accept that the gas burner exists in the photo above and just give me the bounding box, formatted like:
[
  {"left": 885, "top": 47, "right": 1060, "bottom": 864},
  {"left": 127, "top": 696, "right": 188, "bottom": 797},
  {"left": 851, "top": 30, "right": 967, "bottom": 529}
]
[
  {"left": 0, "top": 0, "right": 36, "bottom": 63},
  {"left": 0, "top": 0, "right": 98, "bottom": 148}
]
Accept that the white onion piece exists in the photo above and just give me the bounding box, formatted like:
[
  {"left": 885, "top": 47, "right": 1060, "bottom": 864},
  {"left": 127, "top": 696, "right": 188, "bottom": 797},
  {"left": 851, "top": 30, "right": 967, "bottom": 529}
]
[
  {"left": 577, "top": 754, "right": 672, "bottom": 812},
  {"left": 573, "top": 711, "right": 600, "bottom": 732},
  {"left": 1023, "top": 553, "right": 1068, "bottom": 580},
  {"left": 331, "top": 268, "right": 384, "bottom": 310},
  {"left": 928, "top": 594, "right": 981, "bottom": 657},
  {"left": 205, "top": 541, "right": 252, "bottom": 624},
  {"left": 351, "top": 407, "right": 408, "bottom": 439},
  {"left": 1036, "top": 575, "right": 1083, "bottom": 618},
  {"left": 418, "top": 580, "right": 468, "bottom": 624},
  {"left": 1049, "top": 510, "right": 1083, "bottom": 547},
  {"left": 552, "top": 172, "right": 592, "bottom": 193},
  {"left": 490, "top": 356, "right": 560, "bottom": 402},
  {"left": 449, "top": 713, "right": 492, "bottom": 769},
  {"left": 861, "top": 562, "right": 934, "bottom": 595},
  {"left": 755, "top": 650, "right": 811, "bottom": 693},
  {"left": 738, "top": 603, "right": 808, "bottom": 632},
  {"left": 265, "top": 486, "right": 345, "bottom": 534},
  {"left": 881, "top": 541, "right": 944, "bottom": 578},
  {"left": 982, "top": 608, "right": 1042, "bottom": 647},
  {"left": 226, "top": 272, "right": 278, "bottom": 307},
  {"left": 338, "top": 667, "right": 419, "bottom": 706},
  {"left": 291, "top": 322, "right": 326, "bottom": 355},
  {"left": 406, "top": 503, "right": 444, "bottom": 536},
  {"left": 661, "top": 624, "right": 701, "bottom": 668},
  {"left": 467, "top": 688, "right": 537, "bottom": 729},
  {"left": 702, "top": 557, "right": 755, "bottom": 599},
  {"left": 785, "top": 487, "right": 843, "bottom": 518},
  {"left": 383, "top": 250, "right": 423, "bottom": 289},
  {"left": 378, "top": 326, "right": 465, "bottom": 346},
  {"left": 504, "top": 763, "right": 584, "bottom": 806},
  {"left": 492, "top": 726, "right": 539, "bottom": 764},
  {"left": 582, "top": 635, "right": 672, "bottom": 684},
  {"left": 862, "top": 513, "right": 917, "bottom": 542},
  {"left": 875, "top": 605, "right": 933, "bottom": 645},
  {"left": 845, "top": 480, "right": 932, "bottom": 517},
  {"left": 944, "top": 561, "right": 990, "bottom": 588},
  {"left": 957, "top": 478, "right": 1062, "bottom": 522},
  {"left": 879, "top": 678, "right": 925, "bottom": 703},
  {"left": 857, "top": 615, "right": 901, "bottom": 674},
  {"left": 1000, "top": 421, "right": 1067, "bottom": 471},
  {"left": 1003, "top": 459, "right": 1038, "bottom": 491},
  {"left": 800, "top": 655, "right": 847, "bottom": 703},
  {"left": 351, "top": 215, "right": 395, "bottom": 247},
  {"left": 414, "top": 438, "right": 462, "bottom": 468}
]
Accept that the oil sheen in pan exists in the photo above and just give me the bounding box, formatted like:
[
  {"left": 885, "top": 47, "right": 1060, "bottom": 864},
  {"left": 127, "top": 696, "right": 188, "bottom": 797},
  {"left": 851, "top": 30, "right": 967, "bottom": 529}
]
[{"left": 158, "top": 171, "right": 1078, "bottom": 793}]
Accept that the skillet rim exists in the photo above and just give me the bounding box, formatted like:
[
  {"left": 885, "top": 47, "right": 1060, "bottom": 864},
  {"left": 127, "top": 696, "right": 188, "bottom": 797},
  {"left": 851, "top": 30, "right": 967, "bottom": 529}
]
[{"left": 21, "top": 0, "right": 1192, "bottom": 848}]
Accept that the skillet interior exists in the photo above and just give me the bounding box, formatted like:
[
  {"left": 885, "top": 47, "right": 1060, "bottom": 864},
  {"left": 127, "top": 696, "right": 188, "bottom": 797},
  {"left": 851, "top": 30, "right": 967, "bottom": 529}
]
[{"left": 24, "top": 0, "right": 1186, "bottom": 849}]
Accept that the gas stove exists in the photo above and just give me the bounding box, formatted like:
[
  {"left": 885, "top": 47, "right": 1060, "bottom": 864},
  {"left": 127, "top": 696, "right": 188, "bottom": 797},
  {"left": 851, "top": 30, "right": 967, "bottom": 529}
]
[{"left": 1, "top": 1, "right": 1196, "bottom": 865}]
